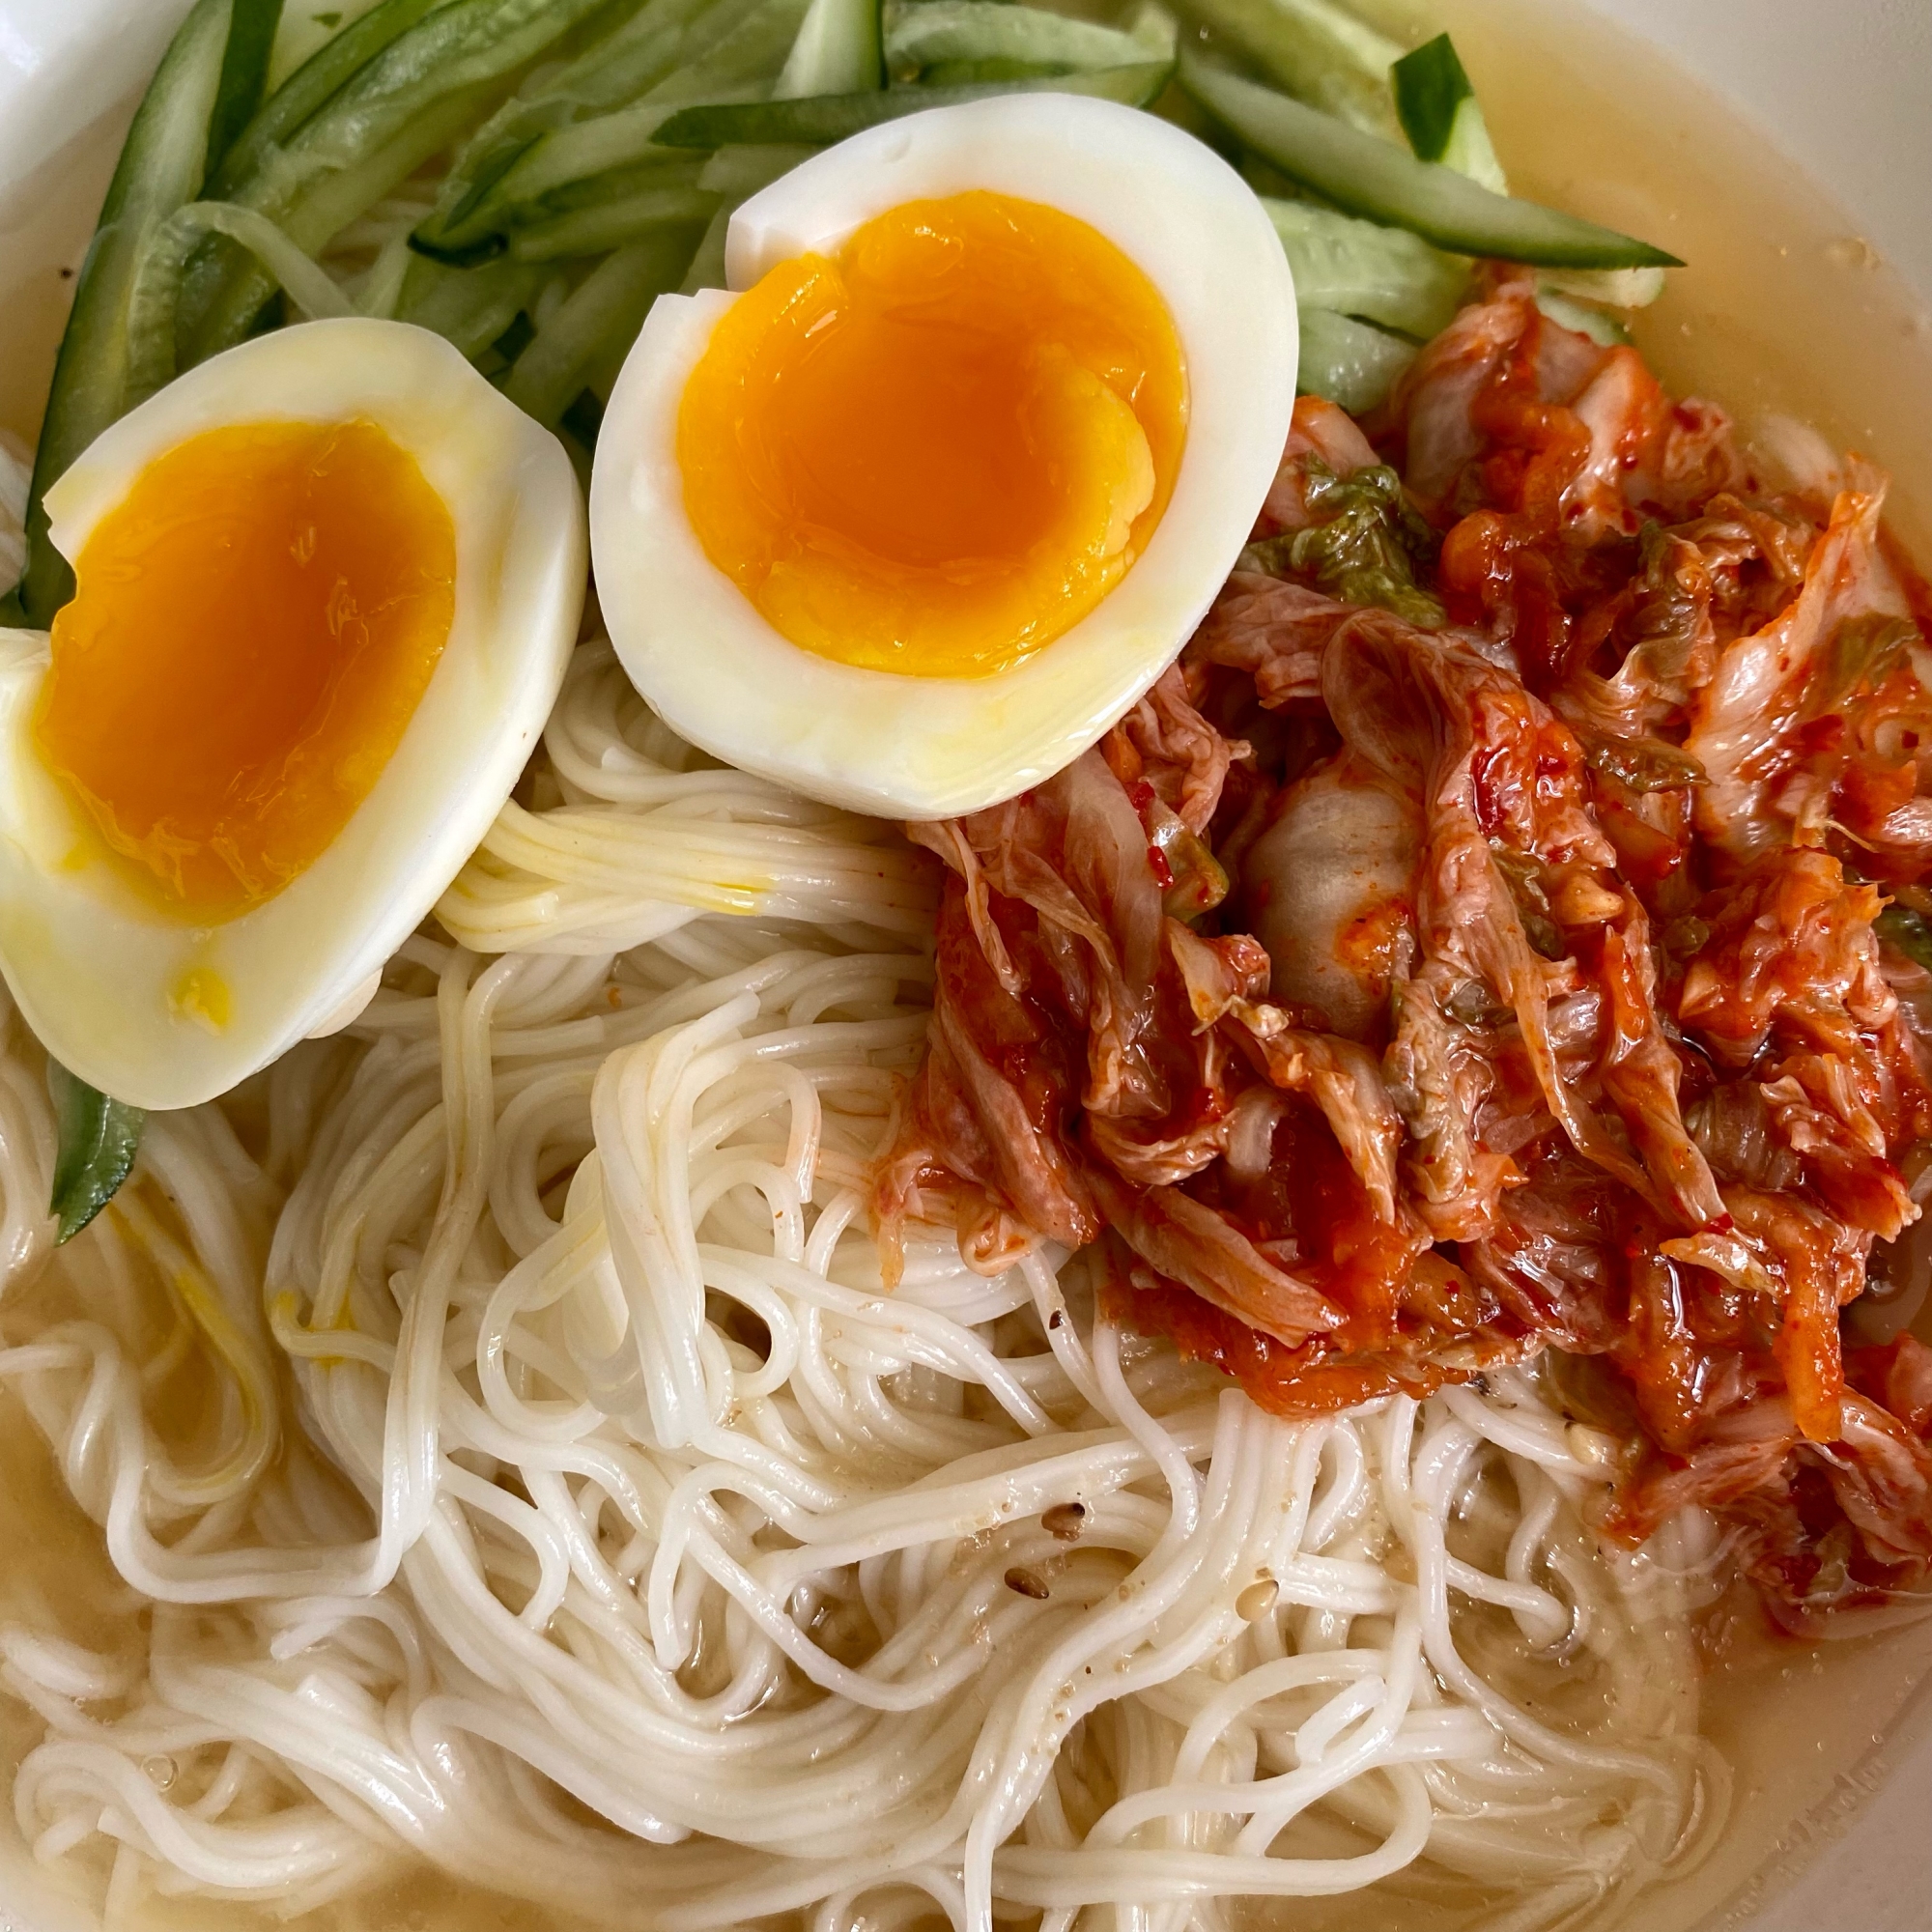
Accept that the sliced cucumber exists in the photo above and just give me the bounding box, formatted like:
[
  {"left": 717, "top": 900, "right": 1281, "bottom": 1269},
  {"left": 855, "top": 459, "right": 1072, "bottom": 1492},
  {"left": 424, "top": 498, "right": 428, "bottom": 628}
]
[
  {"left": 1535, "top": 288, "right": 1631, "bottom": 347},
  {"left": 885, "top": 2, "right": 1153, "bottom": 81},
  {"left": 681, "top": 139, "right": 813, "bottom": 291},
  {"left": 11, "top": 0, "right": 281, "bottom": 628},
  {"left": 186, "top": 0, "right": 621, "bottom": 359},
  {"left": 417, "top": 100, "right": 688, "bottom": 260},
  {"left": 696, "top": 141, "right": 817, "bottom": 191},
  {"left": 1297, "top": 307, "right": 1414, "bottom": 413},
  {"left": 778, "top": 0, "right": 883, "bottom": 96},
  {"left": 207, "top": 0, "right": 289, "bottom": 183},
  {"left": 409, "top": 0, "right": 738, "bottom": 258},
  {"left": 48, "top": 1065, "right": 146, "bottom": 1246},
  {"left": 397, "top": 252, "right": 548, "bottom": 355},
  {"left": 128, "top": 200, "right": 355, "bottom": 402},
  {"left": 545, "top": 0, "right": 763, "bottom": 114},
  {"left": 510, "top": 183, "right": 721, "bottom": 259},
  {"left": 211, "top": 0, "right": 443, "bottom": 197},
  {"left": 1263, "top": 196, "right": 1466, "bottom": 339},
  {"left": 680, "top": 203, "right": 733, "bottom": 290},
  {"left": 652, "top": 59, "right": 1174, "bottom": 145},
  {"left": 647, "top": 0, "right": 815, "bottom": 103},
  {"left": 1391, "top": 32, "right": 1505, "bottom": 194},
  {"left": 1171, "top": 0, "right": 1400, "bottom": 137},
  {"left": 503, "top": 224, "right": 704, "bottom": 421},
  {"left": 1539, "top": 264, "right": 1666, "bottom": 310},
  {"left": 1183, "top": 56, "right": 1680, "bottom": 270}
]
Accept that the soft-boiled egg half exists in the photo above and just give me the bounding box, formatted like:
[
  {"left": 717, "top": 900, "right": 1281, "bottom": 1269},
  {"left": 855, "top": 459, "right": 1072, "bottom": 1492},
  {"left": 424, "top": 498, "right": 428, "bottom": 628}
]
[
  {"left": 591, "top": 94, "right": 1298, "bottom": 818},
  {"left": 0, "top": 318, "right": 583, "bottom": 1111}
]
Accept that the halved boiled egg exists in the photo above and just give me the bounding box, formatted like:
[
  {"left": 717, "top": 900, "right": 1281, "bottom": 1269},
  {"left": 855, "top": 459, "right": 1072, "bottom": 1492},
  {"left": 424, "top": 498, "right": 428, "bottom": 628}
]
[
  {"left": 590, "top": 95, "right": 1298, "bottom": 818},
  {"left": 0, "top": 318, "right": 584, "bottom": 1111}
]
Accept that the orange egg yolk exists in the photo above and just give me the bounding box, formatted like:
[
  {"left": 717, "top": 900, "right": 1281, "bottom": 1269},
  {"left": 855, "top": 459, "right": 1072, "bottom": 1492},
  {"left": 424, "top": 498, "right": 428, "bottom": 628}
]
[
  {"left": 676, "top": 189, "right": 1187, "bottom": 679},
  {"left": 35, "top": 418, "right": 456, "bottom": 924}
]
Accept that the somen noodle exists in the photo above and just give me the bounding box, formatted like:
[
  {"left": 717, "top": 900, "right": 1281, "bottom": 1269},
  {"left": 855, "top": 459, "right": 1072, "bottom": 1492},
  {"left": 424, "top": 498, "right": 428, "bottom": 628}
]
[{"left": 0, "top": 532, "right": 1725, "bottom": 1928}]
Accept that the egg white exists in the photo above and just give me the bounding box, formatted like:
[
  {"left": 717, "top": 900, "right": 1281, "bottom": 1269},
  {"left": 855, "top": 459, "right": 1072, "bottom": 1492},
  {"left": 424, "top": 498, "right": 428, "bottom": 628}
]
[
  {"left": 590, "top": 94, "right": 1298, "bottom": 820},
  {"left": 0, "top": 317, "right": 584, "bottom": 1111}
]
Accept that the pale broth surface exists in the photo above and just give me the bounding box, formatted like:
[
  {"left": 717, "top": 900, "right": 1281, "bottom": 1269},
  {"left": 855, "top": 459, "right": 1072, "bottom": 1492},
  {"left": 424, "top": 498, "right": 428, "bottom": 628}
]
[{"left": 3, "top": 3, "right": 1931, "bottom": 1929}]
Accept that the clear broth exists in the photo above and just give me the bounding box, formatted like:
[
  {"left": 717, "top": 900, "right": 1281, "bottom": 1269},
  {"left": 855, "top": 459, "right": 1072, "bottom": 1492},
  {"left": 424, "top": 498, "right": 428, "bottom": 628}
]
[{"left": 3, "top": 2, "right": 1932, "bottom": 1929}]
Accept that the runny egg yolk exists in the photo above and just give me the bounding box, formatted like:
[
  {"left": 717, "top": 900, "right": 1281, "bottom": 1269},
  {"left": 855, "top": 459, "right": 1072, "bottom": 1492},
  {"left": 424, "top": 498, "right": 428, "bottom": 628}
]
[
  {"left": 35, "top": 418, "right": 456, "bottom": 924},
  {"left": 676, "top": 190, "right": 1187, "bottom": 679}
]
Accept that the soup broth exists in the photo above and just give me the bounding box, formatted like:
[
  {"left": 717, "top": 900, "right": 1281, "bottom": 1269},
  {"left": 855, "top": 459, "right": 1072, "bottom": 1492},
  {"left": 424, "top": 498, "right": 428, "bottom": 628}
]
[{"left": 1, "top": 2, "right": 1930, "bottom": 1930}]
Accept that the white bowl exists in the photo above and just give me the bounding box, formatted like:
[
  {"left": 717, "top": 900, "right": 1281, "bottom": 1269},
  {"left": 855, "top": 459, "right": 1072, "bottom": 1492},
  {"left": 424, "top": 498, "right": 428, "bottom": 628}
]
[{"left": 0, "top": 2, "right": 1927, "bottom": 1928}]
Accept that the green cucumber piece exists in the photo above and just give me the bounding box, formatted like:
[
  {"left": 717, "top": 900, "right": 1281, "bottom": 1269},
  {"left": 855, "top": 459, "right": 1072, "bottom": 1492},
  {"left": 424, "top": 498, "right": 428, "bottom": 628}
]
[
  {"left": 1263, "top": 196, "right": 1466, "bottom": 339},
  {"left": 410, "top": 0, "right": 731, "bottom": 258},
  {"left": 1535, "top": 288, "right": 1631, "bottom": 347},
  {"left": 1391, "top": 33, "right": 1505, "bottom": 194},
  {"left": 1539, "top": 264, "right": 1666, "bottom": 309},
  {"left": 644, "top": 0, "right": 815, "bottom": 102},
  {"left": 503, "top": 224, "right": 704, "bottom": 421},
  {"left": 10, "top": 0, "right": 279, "bottom": 628},
  {"left": 680, "top": 203, "right": 732, "bottom": 290},
  {"left": 397, "top": 251, "right": 548, "bottom": 355},
  {"left": 211, "top": 0, "right": 444, "bottom": 197},
  {"left": 48, "top": 1064, "right": 146, "bottom": 1246},
  {"left": 414, "top": 0, "right": 807, "bottom": 259},
  {"left": 186, "top": 0, "right": 619, "bottom": 360},
  {"left": 915, "top": 56, "right": 1065, "bottom": 85},
  {"left": 561, "top": 0, "right": 767, "bottom": 109},
  {"left": 885, "top": 2, "right": 1152, "bottom": 81},
  {"left": 1171, "top": 0, "right": 1400, "bottom": 137},
  {"left": 1297, "top": 307, "right": 1413, "bottom": 413},
  {"left": 127, "top": 200, "right": 355, "bottom": 403},
  {"left": 207, "top": 0, "right": 288, "bottom": 182},
  {"left": 696, "top": 141, "right": 817, "bottom": 191},
  {"left": 415, "top": 99, "right": 688, "bottom": 260},
  {"left": 509, "top": 183, "right": 721, "bottom": 259},
  {"left": 680, "top": 137, "right": 811, "bottom": 289},
  {"left": 652, "top": 59, "right": 1174, "bottom": 145},
  {"left": 1183, "top": 56, "right": 1681, "bottom": 269},
  {"left": 778, "top": 0, "right": 883, "bottom": 97}
]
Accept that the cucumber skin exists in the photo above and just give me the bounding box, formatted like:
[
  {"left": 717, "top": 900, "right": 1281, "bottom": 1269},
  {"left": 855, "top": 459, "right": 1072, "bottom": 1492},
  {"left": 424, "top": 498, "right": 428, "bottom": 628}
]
[
  {"left": 653, "top": 59, "right": 1172, "bottom": 145},
  {"left": 1184, "top": 55, "right": 1680, "bottom": 270},
  {"left": 1297, "top": 308, "right": 1414, "bottom": 414},
  {"left": 1264, "top": 197, "right": 1467, "bottom": 340},
  {"left": 12, "top": 0, "right": 237, "bottom": 626},
  {"left": 1390, "top": 31, "right": 1468, "bottom": 162},
  {"left": 1174, "top": 0, "right": 1400, "bottom": 139},
  {"left": 48, "top": 1066, "right": 147, "bottom": 1247},
  {"left": 777, "top": 0, "right": 884, "bottom": 97}
]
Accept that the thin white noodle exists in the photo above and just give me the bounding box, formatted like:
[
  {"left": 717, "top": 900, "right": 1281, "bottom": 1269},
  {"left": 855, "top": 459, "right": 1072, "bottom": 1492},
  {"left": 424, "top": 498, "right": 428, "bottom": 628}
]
[{"left": 0, "top": 642, "right": 1727, "bottom": 1931}]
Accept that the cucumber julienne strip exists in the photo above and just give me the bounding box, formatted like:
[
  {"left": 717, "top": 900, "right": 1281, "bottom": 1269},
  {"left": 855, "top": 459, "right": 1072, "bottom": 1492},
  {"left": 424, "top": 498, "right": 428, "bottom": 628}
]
[
  {"left": 1170, "top": 0, "right": 1401, "bottom": 137},
  {"left": 1390, "top": 30, "right": 1470, "bottom": 162},
  {"left": 210, "top": 0, "right": 445, "bottom": 197},
  {"left": 778, "top": 0, "right": 884, "bottom": 97},
  {"left": 206, "top": 0, "right": 288, "bottom": 183},
  {"left": 1263, "top": 196, "right": 1466, "bottom": 340},
  {"left": 1183, "top": 55, "right": 1681, "bottom": 270},
  {"left": 1296, "top": 306, "right": 1413, "bottom": 414},
  {"left": 884, "top": 2, "right": 1150, "bottom": 81},
  {"left": 652, "top": 58, "right": 1173, "bottom": 145},
  {"left": 509, "top": 185, "right": 721, "bottom": 260},
  {"left": 48, "top": 1065, "right": 146, "bottom": 1247},
  {"left": 9, "top": 0, "right": 277, "bottom": 629},
  {"left": 127, "top": 201, "right": 357, "bottom": 405},
  {"left": 186, "top": 0, "right": 619, "bottom": 361},
  {"left": 1391, "top": 31, "right": 1506, "bottom": 194},
  {"left": 414, "top": 0, "right": 809, "bottom": 261},
  {"left": 409, "top": 0, "right": 721, "bottom": 260},
  {"left": 503, "top": 224, "right": 705, "bottom": 422}
]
